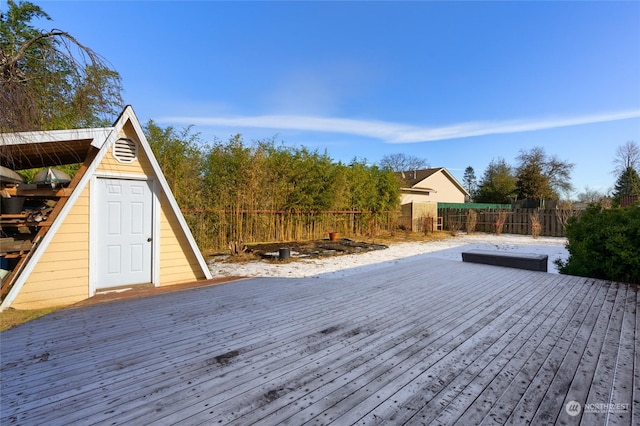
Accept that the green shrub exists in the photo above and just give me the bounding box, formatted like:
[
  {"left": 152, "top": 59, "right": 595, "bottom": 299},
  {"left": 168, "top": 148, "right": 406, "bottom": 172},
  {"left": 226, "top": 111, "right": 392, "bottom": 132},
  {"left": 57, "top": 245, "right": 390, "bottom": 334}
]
[{"left": 555, "top": 205, "right": 640, "bottom": 283}]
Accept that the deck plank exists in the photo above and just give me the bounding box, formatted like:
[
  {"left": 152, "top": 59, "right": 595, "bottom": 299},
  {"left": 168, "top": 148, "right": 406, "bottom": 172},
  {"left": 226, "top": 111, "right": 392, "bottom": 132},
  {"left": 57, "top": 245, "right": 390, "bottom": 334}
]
[
  {"left": 633, "top": 287, "right": 640, "bottom": 426},
  {"left": 384, "top": 274, "right": 580, "bottom": 425},
  {"left": 495, "top": 280, "right": 614, "bottom": 424},
  {"left": 1, "top": 256, "right": 637, "bottom": 425},
  {"left": 536, "top": 281, "right": 626, "bottom": 425},
  {"left": 220, "top": 282, "right": 526, "bottom": 424},
  {"left": 138, "top": 264, "right": 519, "bottom": 425},
  {"left": 325, "top": 273, "right": 560, "bottom": 426},
  {"left": 440, "top": 275, "right": 603, "bottom": 425},
  {"left": 604, "top": 284, "right": 638, "bottom": 426},
  {"left": 57, "top": 276, "right": 475, "bottom": 425}
]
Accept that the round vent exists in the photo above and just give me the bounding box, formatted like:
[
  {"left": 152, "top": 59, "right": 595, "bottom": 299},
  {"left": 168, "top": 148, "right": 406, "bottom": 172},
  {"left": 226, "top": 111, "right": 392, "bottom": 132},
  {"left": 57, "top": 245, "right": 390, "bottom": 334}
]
[{"left": 113, "top": 138, "right": 138, "bottom": 163}]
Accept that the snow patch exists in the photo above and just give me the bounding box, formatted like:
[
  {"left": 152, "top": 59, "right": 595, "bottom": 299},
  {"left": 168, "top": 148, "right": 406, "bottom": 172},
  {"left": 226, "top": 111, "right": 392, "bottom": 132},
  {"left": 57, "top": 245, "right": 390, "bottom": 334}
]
[{"left": 209, "top": 233, "right": 569, "bottom": 279}]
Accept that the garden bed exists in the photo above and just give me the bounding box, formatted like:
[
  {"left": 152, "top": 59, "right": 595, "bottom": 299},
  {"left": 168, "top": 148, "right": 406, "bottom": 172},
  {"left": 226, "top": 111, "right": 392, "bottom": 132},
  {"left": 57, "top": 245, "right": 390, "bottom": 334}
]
[{"left": 246, "top": 238, "right": 389, "bottom": 260}]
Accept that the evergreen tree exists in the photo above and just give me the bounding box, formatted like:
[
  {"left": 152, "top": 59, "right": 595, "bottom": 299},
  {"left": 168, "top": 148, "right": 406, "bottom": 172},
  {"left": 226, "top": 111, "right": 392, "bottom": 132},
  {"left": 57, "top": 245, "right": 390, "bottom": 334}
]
[
  {"left": 475, "top": 158, "right": 517, "bottom": 204},
  {"left": 462, "top": 166, "right": 477, "bottom": 200},
  {"left": 516, "top": 160, "right": 553, "bottom": 203},
  {"left": 612, "top": 166, "right": 640, "bottom": 205}
]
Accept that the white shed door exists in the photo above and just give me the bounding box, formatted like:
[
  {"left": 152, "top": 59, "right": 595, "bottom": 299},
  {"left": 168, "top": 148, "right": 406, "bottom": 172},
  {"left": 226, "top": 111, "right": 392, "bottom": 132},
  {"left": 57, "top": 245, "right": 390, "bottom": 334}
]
[{"left": 96, "top": 178, "right": 153, "bottom": 288}]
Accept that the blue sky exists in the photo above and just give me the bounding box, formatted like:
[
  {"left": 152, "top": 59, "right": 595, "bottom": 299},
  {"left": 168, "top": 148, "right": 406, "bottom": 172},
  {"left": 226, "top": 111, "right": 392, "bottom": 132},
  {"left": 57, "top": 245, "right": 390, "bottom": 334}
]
[{"left": 12, "top": 1, "right": 640, "bottom": 197}]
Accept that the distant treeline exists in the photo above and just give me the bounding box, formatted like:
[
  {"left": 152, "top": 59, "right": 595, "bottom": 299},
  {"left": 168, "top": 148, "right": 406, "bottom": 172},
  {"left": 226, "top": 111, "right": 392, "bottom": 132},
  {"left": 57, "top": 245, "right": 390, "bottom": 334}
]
[{"left": 144, "top": 121, "right": 401, "bottom": 251}]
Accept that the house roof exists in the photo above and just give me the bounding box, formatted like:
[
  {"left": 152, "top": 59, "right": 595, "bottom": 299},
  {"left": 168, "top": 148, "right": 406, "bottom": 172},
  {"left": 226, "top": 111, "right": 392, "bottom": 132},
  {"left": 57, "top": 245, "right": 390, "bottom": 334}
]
[
  {"left": 397, "top": 168, "right": 441, "bottom": 186},
  {"left": 400, "top": 187, "right": 435, "bottom": 194},
  {"left": 396, "top": 167, "right": 470, "bottom": 196}
]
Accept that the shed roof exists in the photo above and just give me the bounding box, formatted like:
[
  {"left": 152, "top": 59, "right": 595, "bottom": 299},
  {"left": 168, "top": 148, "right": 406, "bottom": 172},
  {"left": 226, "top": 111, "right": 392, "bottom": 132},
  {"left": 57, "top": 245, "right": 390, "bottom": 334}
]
[{"left": 0, "top": 128, "right": 113, "bottom": 170}]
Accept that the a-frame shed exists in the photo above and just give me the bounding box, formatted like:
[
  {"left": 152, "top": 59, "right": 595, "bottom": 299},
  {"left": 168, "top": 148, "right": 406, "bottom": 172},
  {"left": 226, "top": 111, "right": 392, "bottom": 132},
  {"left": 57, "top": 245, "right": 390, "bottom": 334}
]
[{"left": 0, "top": 106, "right": 212, "bottom": 310}]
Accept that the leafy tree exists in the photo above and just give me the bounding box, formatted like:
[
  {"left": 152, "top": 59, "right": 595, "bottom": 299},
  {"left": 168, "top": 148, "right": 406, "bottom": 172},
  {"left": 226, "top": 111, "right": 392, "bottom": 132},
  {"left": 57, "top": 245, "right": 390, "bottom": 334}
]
[
  {"left": 475, "top": 158, "right": 517, "bottom": 204},
  {"left": 379, "top": 153, "right": 429, "bottom": 172},
  {"left": 612, "top": 166, "right": 640, "bottom": 206},
  {"left": 515, "top": 147, "right": 574, "bottom": 205},
  {"left": 327, "top": 162, "right": 351, "bottom": 210},
  {"left": 612, "top": 141, "right": 639, "bottom": 176},
  {"left": 463, "top": 166, "right": 477, "bottom": 200},
  {"left": 259, "top": 141, "right": 298, "bottom": 211},
  {"left": 1, "top": 0, "right": 123, "bottom": 133}
]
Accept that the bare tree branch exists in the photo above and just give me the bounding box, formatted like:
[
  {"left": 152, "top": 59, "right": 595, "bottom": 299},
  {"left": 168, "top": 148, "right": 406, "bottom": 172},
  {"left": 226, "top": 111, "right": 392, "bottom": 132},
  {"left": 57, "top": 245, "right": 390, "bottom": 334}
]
[{"left": 612, "top": 141, "right": 640, "bottom": 175}]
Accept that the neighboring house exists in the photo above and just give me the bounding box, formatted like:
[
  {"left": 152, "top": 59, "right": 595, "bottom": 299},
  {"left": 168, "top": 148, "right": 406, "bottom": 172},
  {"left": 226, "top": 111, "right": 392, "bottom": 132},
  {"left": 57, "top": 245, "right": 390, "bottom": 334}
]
[
  {"left": 396, "top": 167, "right": 469, "bottom": 205},
  {"left": 0, "top": 106, "right": 212, "bottom": 310}
]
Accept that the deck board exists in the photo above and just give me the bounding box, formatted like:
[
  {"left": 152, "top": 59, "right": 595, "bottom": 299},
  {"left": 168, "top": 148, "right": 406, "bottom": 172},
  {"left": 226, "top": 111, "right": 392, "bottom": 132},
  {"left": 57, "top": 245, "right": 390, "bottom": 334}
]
[
  {"left": 386, "top": 274, "right": 578, "bottom": 425},
  {"left": 1, "top": 257, "right": 637, "bottom": 425},
  {"left": 323, "top": 273, "right": 558, "bottom": 425},
  {"left": 497, "top": 279, "right": 610, "bottom": 425},
  {"left": 460, "top": 276, "right": 601, "bottom": 425}
]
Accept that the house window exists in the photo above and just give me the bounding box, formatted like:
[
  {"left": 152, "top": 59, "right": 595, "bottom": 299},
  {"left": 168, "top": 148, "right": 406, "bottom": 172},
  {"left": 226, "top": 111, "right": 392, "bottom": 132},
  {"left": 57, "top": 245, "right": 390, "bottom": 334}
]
[{"left": 113, "top": 138, "right": 138, "bottom": 163}]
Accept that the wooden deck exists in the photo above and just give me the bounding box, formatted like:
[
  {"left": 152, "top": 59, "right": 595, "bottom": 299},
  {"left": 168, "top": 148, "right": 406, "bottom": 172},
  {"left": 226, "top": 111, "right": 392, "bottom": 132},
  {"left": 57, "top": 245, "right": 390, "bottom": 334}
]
[{"left": 1, "top": 257, "right": 638, "bottom": 425}]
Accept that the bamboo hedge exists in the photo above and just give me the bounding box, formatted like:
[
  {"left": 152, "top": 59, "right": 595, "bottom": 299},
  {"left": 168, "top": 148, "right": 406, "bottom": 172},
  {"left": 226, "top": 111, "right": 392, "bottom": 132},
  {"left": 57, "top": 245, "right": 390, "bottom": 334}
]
[
  {"left": 144, "top": 122, "right": 403, "bottom": 252},
  {"left": 182, "top": 209, "right": 401, "bottom": 252}
]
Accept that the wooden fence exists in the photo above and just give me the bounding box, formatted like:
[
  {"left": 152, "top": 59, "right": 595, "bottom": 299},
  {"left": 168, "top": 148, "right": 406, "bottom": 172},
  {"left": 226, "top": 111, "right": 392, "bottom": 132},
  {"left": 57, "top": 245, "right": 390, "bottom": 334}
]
[
  {"left": 437, "top": 208, "right": 583, "bottom": 237},
  {"left": 181, "top": 207, "right": 582, "bottom": 253},
  {"left": 181, "top": 209, "right": 402, "bottom": 252}
]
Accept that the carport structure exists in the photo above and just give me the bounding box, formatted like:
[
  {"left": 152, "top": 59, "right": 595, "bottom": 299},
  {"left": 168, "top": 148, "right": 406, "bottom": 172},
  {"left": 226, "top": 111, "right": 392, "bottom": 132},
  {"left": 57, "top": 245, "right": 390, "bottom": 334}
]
[{"left": 1, "top": 256, "right": 638, "bottom": 425}]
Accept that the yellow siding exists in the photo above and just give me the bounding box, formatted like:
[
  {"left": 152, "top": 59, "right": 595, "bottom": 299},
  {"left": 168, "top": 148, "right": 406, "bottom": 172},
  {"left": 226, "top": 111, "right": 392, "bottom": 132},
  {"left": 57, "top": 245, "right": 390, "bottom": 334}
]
[
  {"left": 420, "top": 173, "right": 465, "bottom": 203},
  {"left": 11, "top": 286, "right": 89, "bottom": 310},
  {"left": 158, "top": 193, "right": 207, "bottom": 285},
  {"left": 401, "top": 171, "right": 466, "bottom": 204},
  {"left": 11, "top": 186, "right": 90, "bottom": 309},
  {"left": 95, "top": 127, "right": 154, "bottom": 177},
  {"left": 11, "top": 120, "right": 207, "bottom": 309}
]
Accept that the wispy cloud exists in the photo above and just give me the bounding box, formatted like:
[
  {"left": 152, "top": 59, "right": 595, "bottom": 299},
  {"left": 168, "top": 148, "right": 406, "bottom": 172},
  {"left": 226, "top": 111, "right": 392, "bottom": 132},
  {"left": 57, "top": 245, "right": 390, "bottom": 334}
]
[{"left": 158, "top": 110, "right": 640, "bottom": 143}]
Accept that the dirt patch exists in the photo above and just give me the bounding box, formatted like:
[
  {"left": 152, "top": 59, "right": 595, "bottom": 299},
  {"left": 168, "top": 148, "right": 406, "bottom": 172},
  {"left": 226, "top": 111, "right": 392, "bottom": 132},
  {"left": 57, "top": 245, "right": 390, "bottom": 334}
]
[
  {"left": 263, "top": 388, "right": 285, "bottom": 403},
  {"left": 231, "top": 238, "right": 389, "bottom": 261},
  {"left": 344, "top": 327, "right": 362, "bottom": 338},
  {"left": 209, "top": 232, "right": 455, "bottom": 265},
  {"left": 209, "top": 349, "right": 241, "bottom": 366},
  {"left": 319, "top": 325, "right": 341, "bottom": 335}
]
